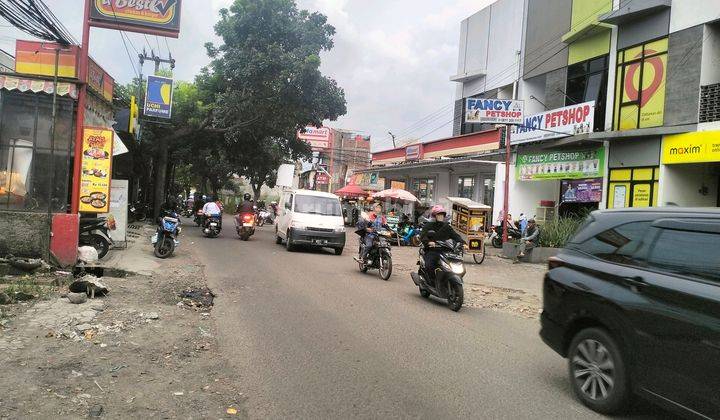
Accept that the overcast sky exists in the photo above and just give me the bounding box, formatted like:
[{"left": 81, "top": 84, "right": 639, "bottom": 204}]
[{"left": 0, "top": 0, "right": 494, "bottom": 152}]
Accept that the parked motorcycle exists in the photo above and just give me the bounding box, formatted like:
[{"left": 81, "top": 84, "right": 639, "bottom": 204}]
[
  {"left": 152, "top": 212, "right": 180, "bottom": 258},
  {"left": 491, "top": 223, "right": 522, "bottom": 248},
  {"left": 398, "top": 223, "right": 421, "bottom": 246},
  {"left": 203, "top": 214, "right": 222, "bottom": 238},
  {"left": 410, "top": 235, "right": 465, "bottom": 312},
  {"left": 79, "top": 217, "right": 114, "bottom": 259},
  {"left": 235, "top": 212, "right": 255, "bottom": 241},
  {"left": 128, "top": 201, "right": 149, "bottom": 223},
  {"left": 354, "top": 230, "right": 393, "bottom": 280}
]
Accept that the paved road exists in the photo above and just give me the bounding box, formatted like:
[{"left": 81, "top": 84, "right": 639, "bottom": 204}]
[{"left": 187, "top": 216, "right": 674, "bottom": 419}]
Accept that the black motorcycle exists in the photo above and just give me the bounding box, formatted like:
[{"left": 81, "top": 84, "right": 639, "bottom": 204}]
[
  {"left": 203, "top": 215, "right": 222, "bottom": 238},
  {"left": 491, "top": 223, "right": 522, "bottom": 248},
  {"left": 128, "top": 201, "right": 148, "bottom": 223},
  {"left": 411, "top": 236, "right": 465, "bottom": 312},
  {"left": 354, "top": 230, "right": 393, "bottom": 280},
  {"left": 79, "top": 217, "right": 113, "bottom": 259},
  {"left": 152, "top": 212, "right": 180, "bottom": 258}
]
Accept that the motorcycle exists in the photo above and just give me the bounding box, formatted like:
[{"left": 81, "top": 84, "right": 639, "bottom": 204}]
[
  {"left": 181, "top": 207, "right": 194, "bottom": 218},
  {"left": 410, "top": 235, "right": 465, "bottom": 312},
  {"left": 79, "top": 217, "right": 114, "bottom": 259},
  {"left": 194, "top": 210, "right": 205, "bottom": 227},
  {"left": 256, "top": 209, "right": 273, "bottom": 226},
  {"left": 491, "top": 223, "right": 522, "bottom": 248},
  {"left": 203, "top": 214, "right": 222, "bottom": 238},
  {"left": 128, "top": 201, "right": 148, "bottom": 223},
  {"left": 235, "top": 212, "right": 255, "bottom": 241},
  {"left": 152, "top": 212, "right": 180, "bottom": 258},
  {"left": 354, "top": 230, "right": 393, "bottom": 280},
  {"left": 398, "top": 223, "right": 421, "bottom": 246}
]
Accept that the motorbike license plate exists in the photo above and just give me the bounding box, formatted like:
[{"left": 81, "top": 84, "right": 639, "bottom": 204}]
[
  {"left": 151, "top": 233, "right": 158, "bottom": 244},
  {"left": 243, "top": 223, "right": 253, "bottom": 227},
  {"left": 130, "top": 207, "right": 136, "bottom": 212},
  {"left": 210, "top": 223, "right": 218, "bottom": 227},
  {"left": 313, "top": 239, "right": 328, "bottom": 245}
]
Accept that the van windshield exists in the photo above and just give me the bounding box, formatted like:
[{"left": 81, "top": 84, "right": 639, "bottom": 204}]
[{"left": 294, "top": 195, "right": 342, "bottom": 216}]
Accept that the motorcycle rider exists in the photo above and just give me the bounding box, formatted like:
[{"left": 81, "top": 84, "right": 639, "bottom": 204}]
[
  {"left": 236, "top": 193, "right": 255, "bottom": 214},
  {"left": 202, "top": 195, "right": 223, "bottom": 228},
  {"left": 358, "top": 204, "right": 386, "bottom": 263},
  {"left": 420, "top": 205, "right": 465, "bottom": 281}
]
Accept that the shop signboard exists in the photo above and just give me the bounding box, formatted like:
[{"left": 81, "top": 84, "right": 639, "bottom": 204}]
[
  {"left": 561, "top": 179, "right": 602, "bottom": 203},
  {"left": 79, "top": 127, "right": 114, "bottom": 213},
  {"left": 88, "top": 58, "right": 114, "bottom": 102},
  {"left": 298, "top": 127, "right": 331, "bottom": 150},
  {"left": 89, "top": 0, "right": 182, "bottom": 38},
  {"left": 516, "top": 148, "right": 604, "bottom": 181},
  {"left": 405, "top": 144, "right": 422, "bottom": 161},
  {"left": 512, "top": 101, "right": 595, "bottom": 144},
  {"left": 144, "top": 75, "right": 173, "bottom": 119},
  {"left": 662, "top": 131, "right": 720, "bottom": 164},
  {"left": 315, "top": 173, "right": 330, "bottom": 185},
  {"left": 465, "top": 98, "right": 524, "bottom": 125},
  {"left": 14, "top": 40, "right": 79, "bottom": 78}
]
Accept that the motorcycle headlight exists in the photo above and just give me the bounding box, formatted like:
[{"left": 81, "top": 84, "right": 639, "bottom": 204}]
[{"left": 450, "top": 262, "right": 465, "bottom": 275}]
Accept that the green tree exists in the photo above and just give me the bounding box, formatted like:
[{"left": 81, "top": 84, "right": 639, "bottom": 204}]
[{"left": 206, "top": 0, "right": 347, "bottom": 196}]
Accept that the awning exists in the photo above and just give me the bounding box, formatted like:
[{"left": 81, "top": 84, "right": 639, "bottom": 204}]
[
  {"left": 0, "top": 74, "right": 78, "bottom": 99},
  {"left": 359, "top": 152, "right": 504, "bottom": 177}
]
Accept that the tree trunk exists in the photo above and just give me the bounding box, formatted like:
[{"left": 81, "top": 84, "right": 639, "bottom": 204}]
[
  {"left": 153, "top": 137, "right": 168, "bottom": 219},
  {"left": 252, "top": 182, "right": 261, "bottom": 201}
]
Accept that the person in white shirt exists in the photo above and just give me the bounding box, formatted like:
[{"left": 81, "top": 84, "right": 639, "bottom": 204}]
[{"left": 202, "top": 196, "right": 223, "bottom": 228}]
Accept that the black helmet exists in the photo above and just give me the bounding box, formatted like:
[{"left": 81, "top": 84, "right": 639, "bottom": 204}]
[{"left": 243, "top": 193, "right": 252, "bottom": 201}]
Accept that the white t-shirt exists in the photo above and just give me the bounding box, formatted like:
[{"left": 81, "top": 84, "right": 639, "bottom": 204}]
[{"left": 202, "top": 202, "right": 221, "bottom": 215}]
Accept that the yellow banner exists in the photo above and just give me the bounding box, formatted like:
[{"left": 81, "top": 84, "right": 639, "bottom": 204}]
[
  {"left": 662, "top": 131, "right": 720, "bottom": 164},
  {"left": 79, "top": 127, "right": 114, "bottom": 213}
]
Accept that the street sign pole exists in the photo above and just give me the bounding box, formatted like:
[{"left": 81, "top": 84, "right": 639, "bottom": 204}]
[{"left": 502, "top": 126, "right": 511, "bottom": 243}]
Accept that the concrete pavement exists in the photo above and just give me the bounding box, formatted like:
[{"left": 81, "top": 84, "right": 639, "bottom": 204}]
[{"left": 187, "top": 217, "right": 674, "bottom": 419}]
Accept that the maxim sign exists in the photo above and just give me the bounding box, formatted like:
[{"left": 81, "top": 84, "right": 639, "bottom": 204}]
[{"left": 89, "top": 0, "right": 182, "bottom": 38}]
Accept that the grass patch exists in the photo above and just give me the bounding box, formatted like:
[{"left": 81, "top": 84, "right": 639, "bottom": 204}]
[{"left": 2, "top": 276, "right": 56, "bottom": 302}]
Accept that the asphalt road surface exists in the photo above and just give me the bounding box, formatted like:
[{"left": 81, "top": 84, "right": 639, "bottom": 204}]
[{"left": 187, "top": 216, "right": 675, "bottom": 419}]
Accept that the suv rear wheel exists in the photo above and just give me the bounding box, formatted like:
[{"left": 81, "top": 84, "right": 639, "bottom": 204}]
[{"left": 568, "top": 327, "right": 629, "bottom": 414}]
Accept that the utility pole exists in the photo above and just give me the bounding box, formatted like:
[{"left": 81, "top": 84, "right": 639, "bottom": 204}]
[{"left": 388, "top": 131, "right": 397, "bottom": 149}]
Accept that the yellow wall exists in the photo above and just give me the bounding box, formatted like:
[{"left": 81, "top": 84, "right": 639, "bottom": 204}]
[{"left": 568, "top": 0, "right": 612, "bottom": 65}]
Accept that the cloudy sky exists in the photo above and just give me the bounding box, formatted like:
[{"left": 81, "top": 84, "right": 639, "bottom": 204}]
[{"left": 0, "top": 0, "right": 494, "bottom": 152}]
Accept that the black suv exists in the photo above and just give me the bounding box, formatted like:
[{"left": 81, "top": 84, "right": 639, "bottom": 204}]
[{"left": 540, "top": 208, "right": 720, "bottom": 418}]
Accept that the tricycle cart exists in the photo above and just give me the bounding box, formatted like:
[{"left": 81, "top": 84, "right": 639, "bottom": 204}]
[{"left": 447, "top": 197, "right": 491, "bottom": 264}]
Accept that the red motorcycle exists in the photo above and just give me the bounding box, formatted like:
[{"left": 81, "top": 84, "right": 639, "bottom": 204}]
[{"left": 234, "top": 212, "right": 256, "bottom": 241}]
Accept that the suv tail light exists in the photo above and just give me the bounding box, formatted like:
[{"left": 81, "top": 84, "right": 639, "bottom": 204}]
[{"left": 548, "top": 256, "right": 565, "bottom": 270}]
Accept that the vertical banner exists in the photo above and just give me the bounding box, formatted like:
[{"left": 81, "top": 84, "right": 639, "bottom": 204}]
[
  {"left": 144, "top": 75, "right": 174, "bottom": 119},
  {"left": 106, "top": 179, "right": 128, "bottom": 244},
  {"left": 79, "top": 127, "right": 114, "bottom": 213}
]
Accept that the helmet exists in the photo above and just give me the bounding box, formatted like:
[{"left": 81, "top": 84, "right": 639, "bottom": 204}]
[
  {"left": 430, "top": 205, "right": 447, "bottom": 217},
  {"left": 243, "top": 193, "right": 252, "bottom": 201}
]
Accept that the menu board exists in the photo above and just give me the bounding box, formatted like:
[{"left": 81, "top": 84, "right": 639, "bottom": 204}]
[{"left": 79, "top": 127, "right": 113, "bottom": 213}]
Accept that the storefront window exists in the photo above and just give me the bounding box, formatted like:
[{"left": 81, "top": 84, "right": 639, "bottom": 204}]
[
  {"left": 483, "top": 178, "right": 494, "bottom": 207},
  {"left": 0, "top": 91, "right": 74, "bottom": 212},
  {"left": 412, "top": 178, "right": 434, "bottom": 204},
  {"left": 614, "top": 38, "right": 668, "bottom": 130},
  {"left": 607, "top": 167, "right": 659, "bottom": 209},
  {"left": 566, "top": 55, "right": 608, "bottom": 132},
  {"left": 457, "top": 176, "right": 475, "bottom": 199}
]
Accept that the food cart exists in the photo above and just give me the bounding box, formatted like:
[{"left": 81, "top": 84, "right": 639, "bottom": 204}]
[{"left": 447, "top": 197, "right": 491, "bottom": 264}]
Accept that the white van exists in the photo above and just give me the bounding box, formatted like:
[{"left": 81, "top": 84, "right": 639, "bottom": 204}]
[{"left": 275, "top": 189, "right": 346, "bottom": 255}]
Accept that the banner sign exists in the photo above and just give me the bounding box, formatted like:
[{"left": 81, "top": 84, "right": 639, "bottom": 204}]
[
  {"left": 561, "top": 179, "right": 603, "bottom": 203},
  {"left": 315, "top": 173, "right": 330, "bottom": 185},
  {"left": 0, "top": 75, "right": 78, "bottom": 98},
  {"left": 298, "top": 127, "right": 332, "bottom": 150},
  {"left": 87, "top": 58, "right": 114, "bottom": 102},
  {"left": 512, "top": 101, "right": 595, "bottom": 144},
  {"left": 662, "top": 131, "right": 720, "bottom": 164},
  {"left": 144, "top": 75, "right": 173, "bottom": 119},
  {"left": 89, "top": 0, "right": 182, "bottom": 38},
  {"left": 516, "top": 148, "right": 604, "bottom": 181},
  {"left": 465, "top": 98, "right": 524, "bottom": 125},
  {"left": 79, "top": 127, "right": 114, "bottom": 213}
]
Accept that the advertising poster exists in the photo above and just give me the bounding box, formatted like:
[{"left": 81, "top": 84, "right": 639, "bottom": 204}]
[
  {"left": 662, "top": 131, "right": 720, "bottom": 164},
  {"left": 561, "top": 179, "right": 603, "bottom": 203},
  {"left": 516, "top": 148, "right": 605, "bottom": 181},
  {"left": 512, "top": 101, "right": 595, "bottom": 144},
  {"left": 616, "top": 38, "right": 667, "bottom": 130},
  {"left": 144, "top": 75, "right": 174, "bottom": 119},
  {"left": 465, "top": 98, "right": 524, "bottom": 125},
  {"left": 89, "top": 0, "right": 182, "bottom": 38},
  {"left": 79, "top": 127, "right": 114, "bottom": 213},
  {"left": 106, "top": 179, "right": 128, "bottom": 244}
]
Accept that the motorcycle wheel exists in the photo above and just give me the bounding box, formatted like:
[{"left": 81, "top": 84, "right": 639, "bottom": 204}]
[
  {"left": 89, "top": 234, "right": 110, "bottom": 259},
  {"left": 359, "top": 259, "right": 368, "bottom": 273},
  {"left": 420, "top": 287, "right": 430, "bottom": 298},
  {"left": 447, "top": 283, "right": 464, "bottom": 312},
  {"left": 240, "top": 231, "right": 250, "bottom": 241},
  {"left": 257, "top": 219, "right": 265, "bottom": 227},
  {"left": 379, "top": 252, "right": 392, "bottom": 280},
  {"left": 411, "top": 235, "right": 421, "bottom": 247},
  {"left": 154, "top": 236, "right": 175, "bottom": 258},
  {"left": 491, "top": 235, "right": 503, "bottom": 249},
  {"left": 135, "top": 212, "right": 147, "bottom": 222},
  {"left": 472, "top": 244, "right": 486, "bottom": 264}
]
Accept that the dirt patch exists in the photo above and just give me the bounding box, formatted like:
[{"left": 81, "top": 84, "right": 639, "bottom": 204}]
[
  {"left": 0, "top": 254, "right": 246, "bottom": 419},
  {"left": 465, "top": 285, "right": 541, "bottom": 319}
]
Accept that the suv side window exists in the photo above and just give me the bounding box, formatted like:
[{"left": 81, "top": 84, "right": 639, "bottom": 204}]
[
  {"left": 285, "top": 194, "right": 293, "bottom": 210},
  {"left": 570, "top": 221, "right": 652, "bottom": 264},
  {"left": 647, "top": 228, "right": 720, "bottom": 283}
]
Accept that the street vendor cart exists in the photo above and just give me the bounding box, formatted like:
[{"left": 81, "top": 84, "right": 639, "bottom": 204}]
[{"left": 447, "top": 197, "right": 491, "bottom": 264}]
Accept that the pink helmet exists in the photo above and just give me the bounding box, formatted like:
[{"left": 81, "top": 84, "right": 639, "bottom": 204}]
[{"left": 430, "top": 204, "right": 447, "bottom": 217}]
